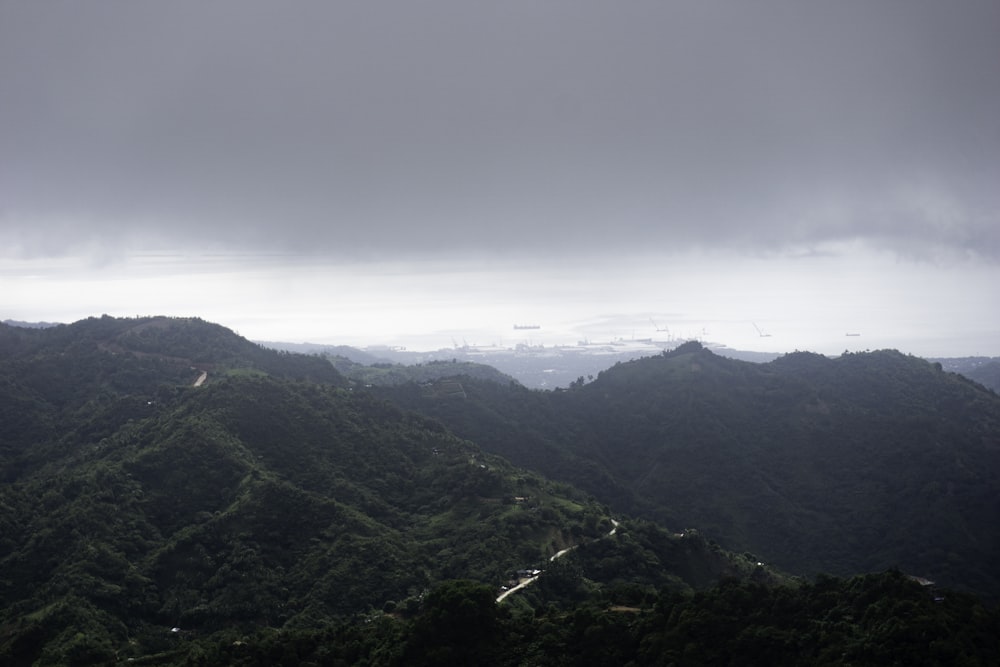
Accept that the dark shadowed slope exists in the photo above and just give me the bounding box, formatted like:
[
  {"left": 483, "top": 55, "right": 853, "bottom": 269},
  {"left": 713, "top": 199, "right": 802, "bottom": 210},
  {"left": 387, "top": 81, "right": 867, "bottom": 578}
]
[
  {"left": 1, "top": 316, "right": 775, "bottom": 664},
  {"left": 377, "top": 342, "right": 1000, "bottom": 600}
]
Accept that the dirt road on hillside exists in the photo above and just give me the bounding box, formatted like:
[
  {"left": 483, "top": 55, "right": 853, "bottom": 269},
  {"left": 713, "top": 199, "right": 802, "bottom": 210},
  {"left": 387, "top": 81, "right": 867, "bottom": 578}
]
[{"left": 496, "top": 519, "right": 618, "bottom": 603}]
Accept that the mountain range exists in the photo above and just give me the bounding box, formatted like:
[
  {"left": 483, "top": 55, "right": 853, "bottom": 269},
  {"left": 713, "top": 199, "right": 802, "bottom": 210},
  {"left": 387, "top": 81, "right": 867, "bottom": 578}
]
[
  {"left": 1, "top": 316, "right": 998, "bottom": 664},
  {"left": 375, "top": 342, "right": 1000, "bottom": 601}
]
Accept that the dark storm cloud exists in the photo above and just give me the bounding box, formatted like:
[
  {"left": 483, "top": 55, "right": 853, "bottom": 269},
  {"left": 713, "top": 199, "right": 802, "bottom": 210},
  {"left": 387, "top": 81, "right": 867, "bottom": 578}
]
[{"left": 2, "top": 1, "right": 998, "bottom": 261}]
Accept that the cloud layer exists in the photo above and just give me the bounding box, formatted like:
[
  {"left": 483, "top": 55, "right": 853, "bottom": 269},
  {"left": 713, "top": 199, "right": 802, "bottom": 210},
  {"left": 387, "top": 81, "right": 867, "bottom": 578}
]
[{"left": 3, "top": 1, "right": 998, "bottom": 262}]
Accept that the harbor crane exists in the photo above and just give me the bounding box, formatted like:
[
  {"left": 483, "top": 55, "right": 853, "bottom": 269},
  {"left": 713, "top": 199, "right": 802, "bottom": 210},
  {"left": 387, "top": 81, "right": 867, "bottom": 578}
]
[
  {"left": 650, "top": 318, "right": 674, "bottom": 342},
  {"left": 753, "top": 322, "right": 772, "bottom": 338}
]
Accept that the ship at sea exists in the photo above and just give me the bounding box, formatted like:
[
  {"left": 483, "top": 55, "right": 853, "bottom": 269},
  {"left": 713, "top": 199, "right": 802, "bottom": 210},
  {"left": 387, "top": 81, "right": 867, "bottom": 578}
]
[{"left": 513, "top": 324, "right": 541, "bottom": 330}]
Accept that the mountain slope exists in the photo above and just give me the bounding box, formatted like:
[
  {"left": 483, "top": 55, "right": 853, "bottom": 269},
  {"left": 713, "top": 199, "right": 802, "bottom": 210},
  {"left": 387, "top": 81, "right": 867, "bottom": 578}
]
[
  {"left": 0, "top": 315, "right": 343, "bottom": 480},
  {"left": 329, "top": 355, "right": 517, "bottom": 387},
  {"left": 377, "top": 342, "right": 1000, "bottom": 600},
  {"left": 1, "top": 317, "right": 775, "bottom": 664},
  {"left": 936, "top": 356, "right": 1000, "bottom": 393},
  {"left": 0, "top": 374, "right": 619, "bottom": 662}
]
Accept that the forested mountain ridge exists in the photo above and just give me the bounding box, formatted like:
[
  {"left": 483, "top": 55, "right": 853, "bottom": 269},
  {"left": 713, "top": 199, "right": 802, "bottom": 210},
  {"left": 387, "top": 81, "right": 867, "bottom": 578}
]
[
  {"left": 376, "top": 341, "right": 1000, "bottom": 602},
  {"left": 0, "top": 315, "right": 343, "bottom": 480},
  {"left": 0, "top": 372, "right": 626, "bottom": 662},
  {"left": 934, "top": 356, "right": 1000, "bottom": 393},
  {"left": 0, "top": 314, "right": 343, "bottom": 393},
  {"left": 1, "top": 316, "right": 786, "bottom": 664},
  {"left": 328, "top": 355, "right": 516, "bottom": 387}
]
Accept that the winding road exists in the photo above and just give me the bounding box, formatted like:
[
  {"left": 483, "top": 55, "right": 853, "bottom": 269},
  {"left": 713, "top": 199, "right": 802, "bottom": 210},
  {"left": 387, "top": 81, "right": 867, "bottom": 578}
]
[{"left": 496, "top": 519, "right": 618, "bottom": 603}]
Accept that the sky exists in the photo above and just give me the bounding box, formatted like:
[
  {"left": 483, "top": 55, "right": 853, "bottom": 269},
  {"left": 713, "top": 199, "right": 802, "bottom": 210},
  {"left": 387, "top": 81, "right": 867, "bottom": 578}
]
[{"left": 2, "top": 1, "right": 999, "bottom": 357}]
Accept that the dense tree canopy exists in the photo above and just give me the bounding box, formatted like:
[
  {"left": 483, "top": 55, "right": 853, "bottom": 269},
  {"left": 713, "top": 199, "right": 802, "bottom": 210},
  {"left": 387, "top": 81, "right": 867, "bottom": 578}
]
[
  {"left": 376, "top": 342, "right": 1000, "bottom": 601},
  {"left": 2, "top": 318, "right": 998, "bottom": 664}
]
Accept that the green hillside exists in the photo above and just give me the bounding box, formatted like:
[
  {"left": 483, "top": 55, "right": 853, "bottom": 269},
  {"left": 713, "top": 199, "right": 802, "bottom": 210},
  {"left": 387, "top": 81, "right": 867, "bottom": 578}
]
[
  {"left": 328, "top": 355, "right": 516, "bottom": 387},
  {"left": 0, "top": 315, "right": 342, "bottom": 482},
  {"left": 0, "top": 317, "right": 781, "bottom": 664},
  {"left": 376, "top": 341, "right": 1000, "bottom": 601},
  {"left": 180, "top": 570, "right": 1000, "bottom": 666}
]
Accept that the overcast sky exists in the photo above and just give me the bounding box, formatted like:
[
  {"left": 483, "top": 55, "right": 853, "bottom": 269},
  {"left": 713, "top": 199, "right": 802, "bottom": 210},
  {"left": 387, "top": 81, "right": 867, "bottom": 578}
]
[{"left": 2, "top": 1, "right": 999, "bottom": 356}]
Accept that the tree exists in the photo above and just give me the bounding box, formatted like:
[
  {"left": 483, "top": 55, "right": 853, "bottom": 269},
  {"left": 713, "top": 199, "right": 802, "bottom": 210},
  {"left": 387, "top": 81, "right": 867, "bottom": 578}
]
[{"left": 401, "top": 580, "right": 501, "bottom": 666}]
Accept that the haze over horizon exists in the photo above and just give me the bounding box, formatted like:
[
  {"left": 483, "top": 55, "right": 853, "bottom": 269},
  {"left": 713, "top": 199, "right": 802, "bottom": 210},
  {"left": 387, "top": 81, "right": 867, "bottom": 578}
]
[{"left": 3, "top": 2, "right": 999, "bottom": 357}]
